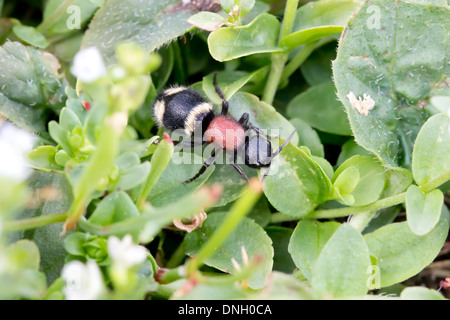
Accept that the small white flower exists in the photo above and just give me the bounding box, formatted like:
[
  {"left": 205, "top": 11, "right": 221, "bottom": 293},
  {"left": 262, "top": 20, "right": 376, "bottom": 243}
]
[
  {"left": 182, "top": 0, "right": 191, "bottom": 5},
  {"left": 0, "top": 122, "right": 35, "bottom": 181},
  {"left": 107, "top": 235, "right": 148, "bottom": 268},
  {"left": 62, "top": 260, "right": 103, "bottom": 300},
  {"left": 347, "top": 91, "right": 375, "bottom": 116},
  {"left": 71, "top": 47, "right": 106, "bottom": 83}
]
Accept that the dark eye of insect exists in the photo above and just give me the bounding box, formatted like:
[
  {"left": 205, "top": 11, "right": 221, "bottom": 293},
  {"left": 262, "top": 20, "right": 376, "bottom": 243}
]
[{"left": 152, "top": 74, "right": 295, "bottom": 185}]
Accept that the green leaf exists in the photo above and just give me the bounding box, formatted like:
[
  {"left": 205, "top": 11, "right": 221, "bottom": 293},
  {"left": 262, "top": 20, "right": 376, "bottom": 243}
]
[
  {"left": 43, "top": 0, "right": 99, "bottom": 36},
  {"left": 400, "top": 287, "right": 446, "bottom": 300},
  {"left": 17, "top": 171, "right": 73, "bottom": 285},
  {"left": 288, "top": 220, "right": 340, "bottom": 280},
  {"left": 290, "top": 118, "right": 324, "bottom": 157},
  {"left": 336, "top": 139, "right": 373, "bottom": 166},
  {"left": 202, "top": 69, "right": 268, "bottom": 105},
  {"left": 280, "top": 0, "right": 360, "bottom": 50},
  {"left": 412, "top": 114, "right": 450, "bottom": 188},
  {"left": 287, "top": 81, "right": 352, "bottom": 136},
  {"left": 311, "top": 224, "right": 372, "bottom": 299},
  {"left": 0, "top": 42, "right": 66, "bottom": 135},
  {"left": 184, "top": 212, "right": 274, "bottom": 290},
  {"left": 208, "top": 13, "right": 282, "bottom": 62},
  {"left": 406, "top": 185, "right": 443, "bottom": 236},
  {"left": 263, "top": 142, "right": 332, "bottom": 218},
  {"left": 81, "top": 0, "right": 196, "bottom": 65},
  {"left": 147, "top": 152, "right": 214, "bottom": 207},
  {"left": 381, "top": 167, "right": 413, "bottom": 198},
  {"left": 27, "top": 146, "right": 65, "bottom": 173},
  {"left": 205, "top": 162, "right": 256, "bottom": 207},
  {"left": 188, "top": 11, "right": 228, "bottom": 32},
  {"left": 228, "top": 92, "right": 299, "bottom": 145},
  {"left": 63, "top": 232, "right": 86, "bottom": 256},
  {"left": 12, "top": 25, "right": 49, "bottom": 49},
  {"left": 430, "top": 96, "right": 450, "bottom": 115},
  {"left": 265, "top": 226, "right": 296, "bottom": 273},
  {"left": 300, "top": 41, "right": 337, "bottom": 86},
  {"left": 332, "top": 166, "right": 359, "bottom": 206},
  {"left": 332, "top": 156, "right": 386, "bottom": 206},
  {"left": 364, "top": 208, "right": 449, "bottom": 288},
  {"left": 7, "top": 240, "right": 41, "bottom": 271},
  {"left": 332, "top": 0, "right": 450, "bottom": 167},
  {"left": 89, "top": 191, "right": 139, "bottom": 226},
  {"left": 112, "top": 152, "right": 150, "bottom": 192}
]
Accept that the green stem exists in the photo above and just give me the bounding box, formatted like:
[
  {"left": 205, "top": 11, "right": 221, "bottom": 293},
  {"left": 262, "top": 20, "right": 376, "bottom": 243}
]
[
  {"left": 166, "top": 242, "right": 186, "bottom": 269},
  {"left": 262, "top": 0, "right": 298, "bottom": 104},
  {"left": 186, "top": 181, "right": 262, "bottom": 274},
  {"left": 37, "top": 0, "right": 76, "bottom": 34},
  {"left": 281, "top": 42, "right": 317, "bottom": 81},
  {"left": 421, "top": 170, "right": 450, "bottom": 194},
  {"left": 310, "top": 192, "right": 407, "bottom": 219},
  {"left": 262, "top": 53, "right": 288, "bottom": 104},
  {"left": 4, "top": 213, "right": 67, "bottom": 231}
]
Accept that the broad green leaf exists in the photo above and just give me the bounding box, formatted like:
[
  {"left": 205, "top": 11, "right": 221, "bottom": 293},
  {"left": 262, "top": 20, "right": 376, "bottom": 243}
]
[
  {"left": 88, "top": 191, "right": 140, "bottom": 226},
  {"left": 290, "top": 118, "right": 324, "bottom": 157},
  {"left": 147, "top": 151, "right": 214, "bottom": 207},
  {"left": 205, "top": 161, "right": 256, "bottom": 207},
  {"left": 381, "top": 167, "right": 413, "bottom": 198},
  {"left": 16, "top": 171, "right": 73, "bottom": 284},
  {"left": 27, "top": 146, "right": 64, "bottom": 173},
  {"left": 265, "top": 226, "right": 296, "bottom": 273},
  {"left": 281, "top": 0, "right": 361, "bottom": 50},
  {"left": 263, "top": 142, "right": 332, "bottom": 218},
  {"left": 430, "top": 96, "right": 450, "bottom": 115},
  {"left": 300, "top": 41, "right": 337, "bottom": 86},
  {"left": 0, "top": 42, "right": 66, "bottom": 135},
  {"left": 364, "top": 208, "right": 449, "bottom": 288},
  {"left": 312, "top": 224, "right": 372, "bottom": 299},
  {"left": 7, "top": 240, "right": 41, "bottom": 271},
  {"left": 287, "top": 81, "right": 352, "bottom": 136},
  {"left": 111, "top": 152, "right": 150, "bottom": 192},
  {"left": 288, "top": 220, "right": 340, "bottom": 280},
  {"left": 333, "top": 156, "right": 386, "bottom": 206},
  {"left": 228, "top": 92, "right": 299, "bottom": 145},
  {"left": 332, "top": 0, "right": 450, "bottom": 167},
  {"left": 184, "top": 212, "right": 274, "bottom": 289},
  {"left": 43, "top": 0, "right": 99, "bottom": 36},
  {"left": 12, "top": 25, "right": 49, "bottom": 49},
  {"left": 400, "top": 287, "right": 446, "bottom": 300},
  {"left": 406, "top": 185, "right": 443, "bottom": 236},
  {"left": 208, "top": 13, "right": 282, "bottom": 62},
  {"left": 81, "top": 0, "right": 196, "bottom": 64},
  {"left": 411, "top": 114, "right": 450, "bottom": 187},
  {"left": 188, "top": 11, "right": 227, "bottom": 31},
  {"left": 336, "top": 139, "right": 373, "bottom": 166},
  {"left": 202, "top": 69, "right": 268, "bottom": 105}
]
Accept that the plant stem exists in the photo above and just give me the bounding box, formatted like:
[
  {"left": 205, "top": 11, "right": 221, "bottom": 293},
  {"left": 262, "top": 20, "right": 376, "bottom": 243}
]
[
  {"left": 421, "top": 170, "right": 450, "bottom": 194},
  {"left": 166, "top": 242, "right": 186, "bottom": 269},
  {"left": 262, "top": 0, "right": 298, "bottom": 104},
  {"left": 281, "top": 41, "right": 317, "bottom": 81},
  {"left": 311, "top": 192, "right": 407, "bottom": 219},
  {"left": 37, "top": 0, "right": 76, "bottom": 34},
  {"left": 4, "top": 213, "right": 67, "bottom": 231},
  {"left": 186, "top": 180, "right": 262, "bottom": 274}
]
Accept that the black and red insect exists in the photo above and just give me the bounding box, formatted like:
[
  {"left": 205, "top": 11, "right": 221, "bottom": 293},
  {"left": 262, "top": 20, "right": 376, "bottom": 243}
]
[{"left": 153, "top": 74, "right": 294, "bottom": 184}]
